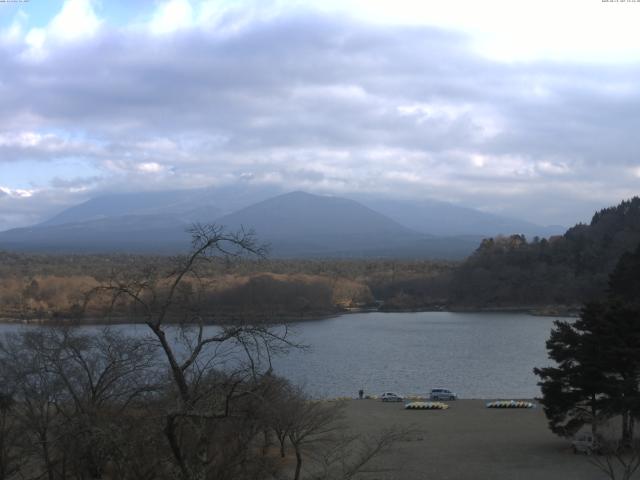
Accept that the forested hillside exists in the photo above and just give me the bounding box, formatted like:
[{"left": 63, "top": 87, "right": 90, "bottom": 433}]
[{"left": 449, "top": 197, "right": 640, "bottom": 308}]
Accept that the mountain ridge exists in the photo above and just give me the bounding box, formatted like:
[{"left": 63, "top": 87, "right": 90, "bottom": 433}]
[{"left": 0, "top": 188, "right": 563, "bottom": 258}]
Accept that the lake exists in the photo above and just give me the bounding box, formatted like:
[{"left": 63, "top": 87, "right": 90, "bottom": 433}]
[
  {"left": 0, "top": 311, "right": 564, "bottom": 399},
  {"left": 271, "top": 311, "right": 561, "bottom": 399}
]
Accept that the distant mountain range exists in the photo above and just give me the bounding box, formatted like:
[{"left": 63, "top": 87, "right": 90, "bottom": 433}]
[
  {"left": 0, "top": 187, "right": 564, "bottom": 258},
  {"left": 351, "top": 195, "right": 564, "bottom": 238},
  {"left": 40, "top": 185, "right": 283, "bottom": 227}
]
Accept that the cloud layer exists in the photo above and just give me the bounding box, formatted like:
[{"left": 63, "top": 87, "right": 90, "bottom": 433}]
[{"left": 1, "top": 0, "right": 639, "bottom": 230}]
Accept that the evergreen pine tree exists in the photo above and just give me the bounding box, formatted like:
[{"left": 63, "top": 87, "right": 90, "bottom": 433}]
[{"left": 535, "top": 243, "right": 640, "bottom": 442}]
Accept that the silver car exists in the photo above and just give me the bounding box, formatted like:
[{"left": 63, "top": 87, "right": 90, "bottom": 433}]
[
  {"left": 429, "top": 388, "right": 457, "bottom": 400},
  {"left": 380, "top": 392, "right": 403, "bottom": 402}
]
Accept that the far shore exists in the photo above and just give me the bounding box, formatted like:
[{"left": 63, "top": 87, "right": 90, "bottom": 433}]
[
  {"left": 0, "top": 305, "right": 578, "bottom": 326},
  {"left": 379, "top": 304, "right": 579, "bottom": 317}
]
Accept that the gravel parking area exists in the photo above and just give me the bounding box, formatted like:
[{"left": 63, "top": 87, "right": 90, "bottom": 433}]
[{"left": 342, "top": 399, "right": 606, "bottom": 480}]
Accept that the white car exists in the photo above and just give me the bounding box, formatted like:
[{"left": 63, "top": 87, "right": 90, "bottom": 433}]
[
  {"left": 429, "top": 388, "right": 457, "bottom": 401},
  {"left": 380, "top": 392, "right": 403, "bottom": 402}
]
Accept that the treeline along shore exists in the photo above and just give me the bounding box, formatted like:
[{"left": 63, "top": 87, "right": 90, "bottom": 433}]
[
  {"left": 0, "top": 253, "right": 454, "bottom": 323},
  {"left": 1, "top": 197, "right": 640, "bottom": 323}
]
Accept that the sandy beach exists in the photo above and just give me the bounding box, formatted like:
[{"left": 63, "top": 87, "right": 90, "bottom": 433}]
[{"left": 341, "top": 399, "right": 606, "bottom": 480}]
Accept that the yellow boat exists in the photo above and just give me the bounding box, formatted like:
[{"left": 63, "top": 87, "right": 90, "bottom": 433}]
[{"left": 405, "top": 401, "right": 449, "bottom": 410}]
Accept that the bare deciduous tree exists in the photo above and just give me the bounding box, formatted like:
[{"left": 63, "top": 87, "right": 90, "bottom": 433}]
[
  {"left": 263, "top": 381, "right": 404, "bottom": 480},
  {"left": 308, "top": 428, "right": 405, "bottom": 480},
  {"left": 86, "top": 224, "right": 301, "bottom": 479},
  {"left": 588, "top": 439, "right": 640, "bottom": 480},
  {"left": 0, "top": 224, "right": 401, "bottom": 480},
  {"left": 0, "top": 327, "right": 159, "bottom": 479},
  {"left": 0, "top": 392, "right": 22, "bottom": 480}
]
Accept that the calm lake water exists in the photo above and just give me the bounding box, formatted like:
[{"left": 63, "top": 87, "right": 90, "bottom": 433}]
[
  {"left": 0, "top": 311, "right": 565, "bottom": 399},
  {"left": 272, "top": 311, "right": 562, "bottom": 399}
]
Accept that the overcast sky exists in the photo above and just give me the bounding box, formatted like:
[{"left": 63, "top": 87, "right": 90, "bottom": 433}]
[{"left": 0, "top": 0, "right": 639, "bottom": 231}]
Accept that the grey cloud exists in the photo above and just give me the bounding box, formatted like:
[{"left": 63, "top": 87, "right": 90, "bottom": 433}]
[
  {"left": 0, "top": 10, "right": 639, "bottom": 227},
  {"left": 49, "top": 175, "right": 102, "bottom": 189},
  {"left": 0, "top": 189, "right": 77, "bottom": 231}
]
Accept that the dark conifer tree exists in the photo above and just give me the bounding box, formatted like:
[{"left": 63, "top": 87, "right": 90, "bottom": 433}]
[
  {"left": 535, "top": 243, "right": 640, "bottom": 442},
  {"left": 534, "top": 303, "right": 611, "bottom": 437}
]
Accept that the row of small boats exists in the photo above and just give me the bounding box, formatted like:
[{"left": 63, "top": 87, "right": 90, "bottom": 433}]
[
  {"left": 404, "top": 400, "right": 535, "bottom": 410},
  {"left": 405, "top": 401, "right": 449, "bottom": 410},
  {"left": 486, "top": 400, "right": 535, "bottom": 409}
]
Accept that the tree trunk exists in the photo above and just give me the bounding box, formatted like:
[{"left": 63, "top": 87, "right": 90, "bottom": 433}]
[
  {"left": 164, "top": 414, "right": 190, "bottom": 480},
  {"left": 0, "top": 413, "right": 5, "bottom": 480},
  {"left": 591, "top": 397, "right": 598, "bottom": 437},
  {"left": 149, "top": 324, "right": 190, "bottom": 405},
  {"left": 622, "top": 411, "right": 631, "bottom": 445},
  {"left": 293, "top": 445, "right": 302, "bottom": 480},
  {"left": 43, "top": 441, "right": 55, "bottom": 480},
  {"left": 262, "top": 430, "right": 271, "bottom": 456},
  {"left": 279, "top": 435, "right": 286, "bottom": 458}
]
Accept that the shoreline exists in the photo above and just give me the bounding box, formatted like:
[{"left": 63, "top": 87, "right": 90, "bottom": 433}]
[
  {"left": 0, "top": 305, "right": 578, "bottom": 325},
  {"left": 323, "top": 396, "right": 540, "bottom": 402},
  {"left": 378, "top": 304, "right": 580, "bottom": 317}
]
